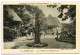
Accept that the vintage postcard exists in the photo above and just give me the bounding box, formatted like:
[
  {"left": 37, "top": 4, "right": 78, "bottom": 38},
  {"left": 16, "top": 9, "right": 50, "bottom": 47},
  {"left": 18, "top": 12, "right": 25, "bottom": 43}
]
[{"left": 1, "top": 1, "right": 79, "bottom": 54}]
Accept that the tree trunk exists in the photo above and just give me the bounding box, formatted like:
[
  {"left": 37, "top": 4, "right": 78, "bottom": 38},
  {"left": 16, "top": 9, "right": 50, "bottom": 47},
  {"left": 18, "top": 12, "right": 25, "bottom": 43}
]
[{"left": 35, "top": 12, "right": 40, "bottom": 43}]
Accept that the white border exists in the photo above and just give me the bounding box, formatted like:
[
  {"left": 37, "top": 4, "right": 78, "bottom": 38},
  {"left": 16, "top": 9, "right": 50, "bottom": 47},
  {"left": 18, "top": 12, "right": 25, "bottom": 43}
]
[{"left": 0, "top": 0, "right": 80, "bottom": 55}]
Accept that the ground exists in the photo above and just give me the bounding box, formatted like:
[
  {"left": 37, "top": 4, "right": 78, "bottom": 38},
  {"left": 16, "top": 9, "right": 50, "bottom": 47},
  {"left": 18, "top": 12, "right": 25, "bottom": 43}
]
[{"left": 4, "top": 35, "right": 76, "bottom": 49}]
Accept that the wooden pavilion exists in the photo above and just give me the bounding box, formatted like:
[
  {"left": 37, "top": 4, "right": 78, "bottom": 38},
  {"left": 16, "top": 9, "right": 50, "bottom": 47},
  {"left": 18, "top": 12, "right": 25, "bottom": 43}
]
[
  {"left": 7, "top": 8, "right": 22, "bottom": 38},
  {"left": 46, "top": 15, "right": 62, "bottom": 35}
]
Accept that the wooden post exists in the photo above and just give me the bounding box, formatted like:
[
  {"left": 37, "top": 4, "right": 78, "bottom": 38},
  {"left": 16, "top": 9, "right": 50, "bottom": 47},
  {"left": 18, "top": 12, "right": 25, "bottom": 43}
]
[{"left": 57, "top": 30, "right": 58, "bottom": 38}]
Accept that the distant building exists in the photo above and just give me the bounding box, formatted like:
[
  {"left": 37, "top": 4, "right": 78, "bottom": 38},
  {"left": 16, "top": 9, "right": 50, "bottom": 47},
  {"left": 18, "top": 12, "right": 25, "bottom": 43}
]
[{"left": 46, "top": 15, "right": 62, "bottom": 35}]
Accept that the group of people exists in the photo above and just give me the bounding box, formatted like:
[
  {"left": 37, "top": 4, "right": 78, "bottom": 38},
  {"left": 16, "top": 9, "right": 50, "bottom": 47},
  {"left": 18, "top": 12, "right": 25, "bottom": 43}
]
[
  {"left": 20, "top": 24, "right": 46, "bottom": 40},
  {"left": 20, "top": 25, "right": 35, "bottom": 40}
]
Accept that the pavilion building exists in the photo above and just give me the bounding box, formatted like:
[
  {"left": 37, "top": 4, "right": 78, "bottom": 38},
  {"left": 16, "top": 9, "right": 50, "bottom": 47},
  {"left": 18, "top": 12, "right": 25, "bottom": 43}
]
[
  {"left": 6, "top": 7, "right": 22, "bottom": 38},
  {"left": 46, "top": 15, "right": 62, "bottom": 35}
]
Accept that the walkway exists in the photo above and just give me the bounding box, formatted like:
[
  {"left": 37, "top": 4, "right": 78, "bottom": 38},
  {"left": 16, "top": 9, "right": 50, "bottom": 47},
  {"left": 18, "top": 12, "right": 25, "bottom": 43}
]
[{"left": 4, "top": 35, "right": 76, "bottom": 49}]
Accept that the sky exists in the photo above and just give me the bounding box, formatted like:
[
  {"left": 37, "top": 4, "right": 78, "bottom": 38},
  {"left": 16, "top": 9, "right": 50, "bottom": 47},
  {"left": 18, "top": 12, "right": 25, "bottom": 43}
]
[{"left": 37, "top": 5, "right": 71, "bottom": 23}]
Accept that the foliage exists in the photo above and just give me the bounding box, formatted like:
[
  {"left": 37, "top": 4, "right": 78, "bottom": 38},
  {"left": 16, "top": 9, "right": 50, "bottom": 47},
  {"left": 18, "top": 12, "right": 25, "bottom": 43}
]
[
  {"left": 4, "top": 5, "right": 47, "bottom": 31},
  {"left": 47, "top": 5, "right": 76, "bottom": 21},
  {"left": 3, "top": 6, "right": 13, "bottom": 26},
  {"left": 61, "top": 22, "right": 76, "bottom": 37}
]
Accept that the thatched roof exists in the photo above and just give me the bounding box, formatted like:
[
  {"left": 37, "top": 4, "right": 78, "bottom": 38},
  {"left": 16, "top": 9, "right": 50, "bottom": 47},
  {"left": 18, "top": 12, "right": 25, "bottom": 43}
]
[
  {"left": 7, "top": 8, "right": 22, "bottom": 21},
  {"left": 46, "top": 15, "right": 62, "bottom": 27}
]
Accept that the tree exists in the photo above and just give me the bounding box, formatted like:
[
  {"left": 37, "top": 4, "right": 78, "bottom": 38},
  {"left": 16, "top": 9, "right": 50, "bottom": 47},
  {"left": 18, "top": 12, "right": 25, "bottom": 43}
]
[
  {"left": 9, "top": 5, "right": 47, "bottom": 29},
  {"left": 7, "top": 5, "right": 47, "bottom": 47}
]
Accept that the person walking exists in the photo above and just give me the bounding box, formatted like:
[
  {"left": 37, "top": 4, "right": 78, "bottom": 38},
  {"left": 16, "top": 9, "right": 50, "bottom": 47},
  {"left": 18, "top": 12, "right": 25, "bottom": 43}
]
[{"left": 26, "top": 26, "right": 34, "bottom": 40}]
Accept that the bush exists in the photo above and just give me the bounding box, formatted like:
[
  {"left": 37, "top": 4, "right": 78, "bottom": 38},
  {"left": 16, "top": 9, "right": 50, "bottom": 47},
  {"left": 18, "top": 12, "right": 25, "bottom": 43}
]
[{"left": 4, "top": 27, "right": 15, "bottom": 42}]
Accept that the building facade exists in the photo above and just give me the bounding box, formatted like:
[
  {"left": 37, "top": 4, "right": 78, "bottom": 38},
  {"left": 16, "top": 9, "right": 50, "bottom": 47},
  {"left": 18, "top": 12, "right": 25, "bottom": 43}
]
[{"left": 46, "top": 15, "right": 62, "bottom": 35}]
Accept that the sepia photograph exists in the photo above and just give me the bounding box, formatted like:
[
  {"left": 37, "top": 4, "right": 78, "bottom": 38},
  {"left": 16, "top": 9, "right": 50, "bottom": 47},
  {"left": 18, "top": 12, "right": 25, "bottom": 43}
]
[{"left": 3, "top": 4, "right": 76, "bottom": 49}]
